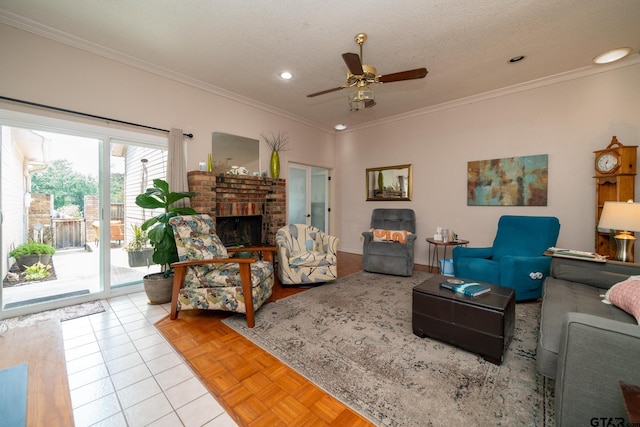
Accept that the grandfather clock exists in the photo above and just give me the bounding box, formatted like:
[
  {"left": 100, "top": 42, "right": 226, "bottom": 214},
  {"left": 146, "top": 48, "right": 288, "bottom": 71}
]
[{"left": 594, "top": 136, "right": 637, "bottom": 258}]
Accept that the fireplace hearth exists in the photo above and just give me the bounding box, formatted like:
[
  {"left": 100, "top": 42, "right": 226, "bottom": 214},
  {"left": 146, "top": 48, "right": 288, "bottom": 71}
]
[
  {"left": 187, "top": 172, "right": 286, "bottom": 245},
  {"left": 216, "top": 215, "right": 263, "bottom": 247}
]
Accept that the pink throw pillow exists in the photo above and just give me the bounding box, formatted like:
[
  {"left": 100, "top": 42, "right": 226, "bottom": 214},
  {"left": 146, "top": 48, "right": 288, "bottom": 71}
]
[{"left": 604, "top": 277, "right": 640, "bottom": 324}]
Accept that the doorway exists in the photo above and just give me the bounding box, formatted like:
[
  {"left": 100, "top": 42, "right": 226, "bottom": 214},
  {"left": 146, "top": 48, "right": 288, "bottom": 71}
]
[
  {"left": 0, "top": 111, "right": 166, "bottom": 318},
  {"left": 287, "top": 163, "right": 330, "bottom": 231}
]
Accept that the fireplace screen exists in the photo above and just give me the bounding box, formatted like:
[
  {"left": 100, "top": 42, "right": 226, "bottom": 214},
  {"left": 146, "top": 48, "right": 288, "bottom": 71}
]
[{"left": 216, "top": 215, "right": 263, "bottom": 247}]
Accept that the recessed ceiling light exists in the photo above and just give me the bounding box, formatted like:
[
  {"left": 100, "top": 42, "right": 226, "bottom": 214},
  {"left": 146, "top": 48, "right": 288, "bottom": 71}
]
[
  {"left": 334, "top": 124, "right": 347, "bottom": 131},
  {"left": 593, "top": 47, "right": 632, "bottom": 64},
  {"left": 509, "top": 55, "right": 526, "bottom": 63},
  {"left": 279, "top": 71, "right": 293, "bottom": 80}
]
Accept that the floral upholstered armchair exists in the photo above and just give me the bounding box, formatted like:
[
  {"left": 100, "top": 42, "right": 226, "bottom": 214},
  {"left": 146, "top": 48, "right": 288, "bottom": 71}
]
[
  {"left": 275, "top": 224, "right": 339, "bottom": 285},
  {"left": 168, "top": 214, "right": 275, "bottom": 328}
]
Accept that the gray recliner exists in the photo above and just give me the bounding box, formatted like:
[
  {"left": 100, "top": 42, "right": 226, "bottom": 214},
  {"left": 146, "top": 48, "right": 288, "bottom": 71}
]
[{"left": 362, "top": 208, "right": 416, "bottom": 276}]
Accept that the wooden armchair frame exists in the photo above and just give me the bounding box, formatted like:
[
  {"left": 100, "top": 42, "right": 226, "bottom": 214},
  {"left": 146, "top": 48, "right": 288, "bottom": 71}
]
[{"left": 169, "top": 246, "right": 276, "bottom": 328}]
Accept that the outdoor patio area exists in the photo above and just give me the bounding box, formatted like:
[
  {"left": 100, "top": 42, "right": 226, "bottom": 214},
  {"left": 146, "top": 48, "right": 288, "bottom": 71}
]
[{"left": 3, "top": 244, "right": 160, "bottom": 309}]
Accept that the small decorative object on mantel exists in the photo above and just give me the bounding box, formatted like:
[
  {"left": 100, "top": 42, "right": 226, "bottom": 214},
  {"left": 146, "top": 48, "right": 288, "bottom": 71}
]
[{"left": 262, "top": 131, "right": 290, "bottom": 179}]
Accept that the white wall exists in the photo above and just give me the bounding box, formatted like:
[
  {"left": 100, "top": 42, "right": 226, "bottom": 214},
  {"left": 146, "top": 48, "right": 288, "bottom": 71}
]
[
  {"left": 336, "top": 61, "right": 640, "bottom": 265},
  {"left": 0, "top": 126, "right": 28, "bottom": 280},
  {"left": 0, "top": 23, "right": 338, "bottom": 227}
]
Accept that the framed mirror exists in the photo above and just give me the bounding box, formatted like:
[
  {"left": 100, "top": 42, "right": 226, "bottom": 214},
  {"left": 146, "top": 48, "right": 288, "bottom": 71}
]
[
  {"left": 211, "top": 131, "right": 260, "bottom": 174},
  {"left": 366, "top": 164, "right": 412, "bottom": 201}
]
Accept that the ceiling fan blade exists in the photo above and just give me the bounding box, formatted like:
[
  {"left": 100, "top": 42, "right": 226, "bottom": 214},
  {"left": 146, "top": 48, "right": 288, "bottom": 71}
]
[
  {"left": 342, "top": 53, "right": 364, "bottom": 75},
  {"left": 307, "top": 86, "right": 346, "bottom": 98},
  {"left": 379, "top": 67, "right": 428, "bottom": 83}
]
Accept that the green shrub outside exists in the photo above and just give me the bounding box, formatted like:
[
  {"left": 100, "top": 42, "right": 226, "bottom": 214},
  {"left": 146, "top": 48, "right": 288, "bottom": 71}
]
[{"left": 9, "top": 242, "right": 56, "bottom": 258}]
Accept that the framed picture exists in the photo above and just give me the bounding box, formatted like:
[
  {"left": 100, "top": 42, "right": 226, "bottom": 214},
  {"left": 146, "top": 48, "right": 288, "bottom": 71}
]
[
  {"left": 467, "top": 154, "right": 548, "bottom": 206},
  {"left": 366, "top": 164, "right": 412, "bottom": 201}
]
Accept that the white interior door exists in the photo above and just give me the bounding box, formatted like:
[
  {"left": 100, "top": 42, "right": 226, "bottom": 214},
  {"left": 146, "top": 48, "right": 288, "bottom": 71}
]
[{"left": 288, "top": 163, "right": 329, "bottom": 231}]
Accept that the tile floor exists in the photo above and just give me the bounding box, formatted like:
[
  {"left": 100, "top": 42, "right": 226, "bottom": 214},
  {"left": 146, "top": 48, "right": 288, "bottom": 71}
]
[{"left": 62, "top": 291, "right": 237, "bottom": 427}]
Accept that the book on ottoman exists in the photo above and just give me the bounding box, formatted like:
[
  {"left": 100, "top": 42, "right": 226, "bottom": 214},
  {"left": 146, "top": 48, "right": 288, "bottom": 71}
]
[{"left": 439, "top": 280, "right": 491, "bottom": 297}]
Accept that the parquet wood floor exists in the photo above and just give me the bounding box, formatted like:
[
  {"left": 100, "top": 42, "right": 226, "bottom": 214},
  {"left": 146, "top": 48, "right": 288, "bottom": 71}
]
[{"left": 155, "top": 252, "right": 430, "bottom": 426}]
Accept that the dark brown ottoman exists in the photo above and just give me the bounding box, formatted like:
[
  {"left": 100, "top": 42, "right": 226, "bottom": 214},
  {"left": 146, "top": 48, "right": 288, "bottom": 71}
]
[{"left": 412, "top": 275, "right": 515, "bottom": 364}]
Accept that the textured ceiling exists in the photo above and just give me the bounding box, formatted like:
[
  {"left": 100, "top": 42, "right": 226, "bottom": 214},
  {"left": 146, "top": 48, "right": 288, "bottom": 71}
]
[{"left": 1, "top": 0, "right": 639, "bottom": 131}]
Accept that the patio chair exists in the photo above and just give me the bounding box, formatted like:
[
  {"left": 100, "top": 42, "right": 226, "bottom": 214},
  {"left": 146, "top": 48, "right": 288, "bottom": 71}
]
[{"left": 168, "top": 214, "right": 275, "bottom": 328}]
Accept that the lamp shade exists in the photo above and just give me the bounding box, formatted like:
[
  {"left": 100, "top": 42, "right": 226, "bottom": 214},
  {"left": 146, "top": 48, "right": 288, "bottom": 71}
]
[{"left": 598, "top": 201, "right": 640, "bottom": 232}]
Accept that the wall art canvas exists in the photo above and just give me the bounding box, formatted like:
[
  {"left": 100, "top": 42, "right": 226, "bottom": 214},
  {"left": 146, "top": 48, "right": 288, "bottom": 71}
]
[{"left": 467, "top": 154, "right": 548, "bottom": 206}]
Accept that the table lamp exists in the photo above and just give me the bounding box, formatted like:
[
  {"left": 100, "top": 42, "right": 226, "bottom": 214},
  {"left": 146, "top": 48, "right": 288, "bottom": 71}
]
[{"left": 598, "top": 200, "right": 640, "bottom": 262}]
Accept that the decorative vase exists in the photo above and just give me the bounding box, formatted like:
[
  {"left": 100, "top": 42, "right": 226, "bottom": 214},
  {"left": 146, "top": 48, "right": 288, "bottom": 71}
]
[
  {"left": 270, "top": 150, "right": 280, "bottom": 179},
  {"left": 378, "top": 171, "right": 384, "bottom": 190},
  {"left": 207, "top": 153, "right": 213, "bottom": 172}
]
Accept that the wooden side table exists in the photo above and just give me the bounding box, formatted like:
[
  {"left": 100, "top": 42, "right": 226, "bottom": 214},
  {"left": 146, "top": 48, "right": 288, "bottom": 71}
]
[
  {"left": 0, "top": 320, "right": 74, "bottom": 426},
  {"left": 426, "top": 238, "right": 469, "bottom": 273}
]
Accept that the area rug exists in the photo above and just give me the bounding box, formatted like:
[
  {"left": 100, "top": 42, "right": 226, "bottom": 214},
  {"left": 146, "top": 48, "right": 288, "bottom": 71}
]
[
  {"left": 2, "top": 300, "right": 105, "bottom": 329},
  {"left": 223, "top": 271, "right": 555, "bottom": 426}
]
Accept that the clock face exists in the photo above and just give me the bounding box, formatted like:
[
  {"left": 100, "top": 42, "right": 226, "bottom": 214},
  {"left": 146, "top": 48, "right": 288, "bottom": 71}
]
[{"left": 596, "top": 152, "right": 619, "bottom": 173}]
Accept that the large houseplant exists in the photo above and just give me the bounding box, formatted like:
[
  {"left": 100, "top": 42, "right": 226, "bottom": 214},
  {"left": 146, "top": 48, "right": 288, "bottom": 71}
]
[{"left": 135, "top": 179, "right": 196, "bottom": 303}]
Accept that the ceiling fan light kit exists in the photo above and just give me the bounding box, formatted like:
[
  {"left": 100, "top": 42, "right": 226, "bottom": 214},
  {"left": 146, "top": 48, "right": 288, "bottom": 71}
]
[
  {"left": 307, "top": 32, "right": 428, "bottom": 111},
  {"left": 349, "top": 85, "right": 375, "bottom": 111}
]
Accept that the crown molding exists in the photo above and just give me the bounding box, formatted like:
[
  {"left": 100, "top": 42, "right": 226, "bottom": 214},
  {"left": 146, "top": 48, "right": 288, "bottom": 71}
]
[
  {"left": 3, "top": 10, "right": 638, "bottom": 136},
  {"left": 0, "top": 11, "right": 331, "bottom": 134},
  {"left": 344, "top": 53, "right": 640, "bottom": 133}
]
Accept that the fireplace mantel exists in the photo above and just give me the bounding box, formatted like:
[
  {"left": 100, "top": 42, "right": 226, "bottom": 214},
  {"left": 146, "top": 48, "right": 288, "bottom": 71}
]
[{"left": 187, "top": 171, "right": 286, "bottom": 245}]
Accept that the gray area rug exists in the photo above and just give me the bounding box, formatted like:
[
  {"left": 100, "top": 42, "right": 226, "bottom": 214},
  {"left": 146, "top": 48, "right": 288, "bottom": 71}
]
[
  {"left": 223, "top": 271, "right": 555, "bottom": 426},
  {"left": 3, "top": 300, "right": 105, "bottom": 329}
]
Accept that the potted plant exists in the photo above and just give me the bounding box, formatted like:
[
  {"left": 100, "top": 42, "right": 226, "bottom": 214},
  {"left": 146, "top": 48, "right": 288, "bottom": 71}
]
[
  {"left": 9, "top": 242, "right": 56, "bottom": 272},
  {"left": 135, "top": 179, "right": 196, "bottom": 304},
  {"left": 124, "top": 224, "right": 155, "bottom": 268}
]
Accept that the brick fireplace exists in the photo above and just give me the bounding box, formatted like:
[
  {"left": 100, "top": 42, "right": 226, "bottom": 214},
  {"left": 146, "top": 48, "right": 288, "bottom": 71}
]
[{"left": 187, "top": 171, "right": 286, "bottom": 245}]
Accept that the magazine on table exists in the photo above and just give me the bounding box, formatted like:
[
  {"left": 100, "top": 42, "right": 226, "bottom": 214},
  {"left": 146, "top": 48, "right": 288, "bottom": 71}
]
[
  {"left": 547, "top": 247, "right": 607, "bottom": 262},
  {"left": 439, "top": 279, "right": 491, "bottom": 297}
]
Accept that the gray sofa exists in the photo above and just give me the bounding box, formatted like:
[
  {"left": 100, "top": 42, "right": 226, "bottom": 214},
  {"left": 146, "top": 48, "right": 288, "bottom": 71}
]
[{"left": 537, "top": 256, "right": 640, "bottom": 426}]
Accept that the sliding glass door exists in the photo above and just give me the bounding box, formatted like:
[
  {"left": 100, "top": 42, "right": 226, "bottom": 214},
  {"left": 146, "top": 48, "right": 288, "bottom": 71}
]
[
  {"left": 0, "top": 110, "right": 166, "bottom": 318},
  {"left": 1, "top": 128, "right": 102, "bottom": 313},
  {"left": 109, "top": 139, "right": 164, "bottom": 288}
]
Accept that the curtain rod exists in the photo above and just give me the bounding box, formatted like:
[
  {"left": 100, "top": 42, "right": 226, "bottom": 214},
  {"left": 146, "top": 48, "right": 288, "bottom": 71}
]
[{"left": 0, "top": 95, "right": 194, "bottom": 139}]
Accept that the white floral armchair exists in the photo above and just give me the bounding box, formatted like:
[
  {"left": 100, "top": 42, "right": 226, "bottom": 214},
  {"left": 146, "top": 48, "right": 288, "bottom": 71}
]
[
  {"left": 275, "top": 224, "right": 339, "bottom": 285},
  {"left": 168, "top": 214, "right": 275, "bottom": 328}
]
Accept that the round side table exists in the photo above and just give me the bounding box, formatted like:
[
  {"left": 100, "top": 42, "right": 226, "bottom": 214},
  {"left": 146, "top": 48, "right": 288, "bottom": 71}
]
[{"left": 426, "top": 238, "right": 470, "bottom": 273}]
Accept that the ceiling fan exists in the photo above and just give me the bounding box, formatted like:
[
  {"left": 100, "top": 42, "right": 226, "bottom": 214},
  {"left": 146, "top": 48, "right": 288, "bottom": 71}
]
[{"left": 307, "top": 33, "right": 428, "bottom": 111}]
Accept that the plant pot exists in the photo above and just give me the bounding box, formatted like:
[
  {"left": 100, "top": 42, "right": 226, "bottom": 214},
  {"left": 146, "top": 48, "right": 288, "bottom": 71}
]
[
  {"left": 127, "top": 248, "right": 155, "bottom": 268},
  {"left": 143, "top": 272, "right": 173, "bottom": 305},
  {"left": 15, "top": 254, "right": 51, "bottom": 271}
]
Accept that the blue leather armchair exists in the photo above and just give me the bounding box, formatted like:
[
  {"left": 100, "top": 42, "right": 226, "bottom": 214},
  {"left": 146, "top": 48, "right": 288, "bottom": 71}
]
[{"left": 452, "top": 215, "right": 560, "bottom": 301}]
